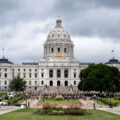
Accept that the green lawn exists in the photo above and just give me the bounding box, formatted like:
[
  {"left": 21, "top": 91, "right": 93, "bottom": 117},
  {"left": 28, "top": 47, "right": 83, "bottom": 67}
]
[
  {"left": 37, "top": 98, "right": 82, "bottom": 104},
  {"left": 0, "top": 108, "right": 120, "bottom": 120}
]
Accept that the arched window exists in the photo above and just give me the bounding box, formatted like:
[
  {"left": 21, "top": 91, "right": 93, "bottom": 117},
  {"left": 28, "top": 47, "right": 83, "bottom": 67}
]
[
  {"left": 64, "top": 81, "right": 68, "bottom": 86},
  {"left": 57, "top": 70, "right": 61, "bottom": 78},
  {"left": 49, "top": 81, "right": 53, "bottom": 86},
  {"left": 57, "top": 81, "right": 60, "bottom": 86},
  {"left": 49, "top": 70, "right": 53, "bottom": 78},
  {"left": 64, "top": 69, "right": 68, "bottom": 78}
]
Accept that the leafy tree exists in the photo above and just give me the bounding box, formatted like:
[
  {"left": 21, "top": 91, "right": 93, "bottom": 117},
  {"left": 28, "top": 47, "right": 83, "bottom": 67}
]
[
  {"left": 9, "top": 76, "right": 26, "bottom": 92},
  {"left": 78, "top": 64, "right": 120, "bottom": 93}
]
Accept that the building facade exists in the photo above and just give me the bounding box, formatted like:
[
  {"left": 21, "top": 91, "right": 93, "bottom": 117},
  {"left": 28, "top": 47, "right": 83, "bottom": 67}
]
[
  {"left": 0, "top": 17, "right": 118, "bottom": 93},
  {"left": 0, "top": 17, "right": 86, "bottom": 93}
]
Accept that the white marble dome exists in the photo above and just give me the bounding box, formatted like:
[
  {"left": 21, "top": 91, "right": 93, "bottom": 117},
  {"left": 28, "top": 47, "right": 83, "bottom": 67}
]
[{"left": 47, "top": 17, "right": 71, "bottom": 41}]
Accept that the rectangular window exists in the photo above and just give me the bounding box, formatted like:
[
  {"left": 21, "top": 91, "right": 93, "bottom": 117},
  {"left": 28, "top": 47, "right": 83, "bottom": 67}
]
[
  {"left": 41, "top": 73, "right": 44, "bottom": 78},
  {"left": 5, "top": 68, "right": 7, "bottom": 72},
  {"left": 74, "top": 81, "right": 76, "bottom": 85},
  {"left": 18, "top": 69, "right": 20, "bottom": 72},
  {"left": 0, "top": 68, "right": 1, "bottom": 71},
  {"left": 74, "top": 73, "right": 76, "bottom": 78},
  {"left": 35, "top": 69, "right": 37, "bottom": 72},
  {"left": 18, "top": 73, "right": 20, "bottom": 77},
  {"left": 41, "top": 81, "right": 44, "bottom": 85},
  {"left": 35, "top": 81, "right": 37, "bottom": 86},
  {"left": 4, "top": 73, "right": 7, "bottom": 78},
  {"left": 0, "top": 73, "right": 1, "bottom": 78},
  {"left": 29, "top": 73, "right": 32, "bottom": 78},
  {"left": 29, "top": 81, "right": 31, "bottom": 85},
  {"left": 51, "top": 48, "right": 54, "bottom": 53},
  {"left": 24, "top": 69, "right": 26, "bottom": 72},
  {"left": 23, "top": 73, "right": 26, "bottom": 78},
  {"left": 35, "top": 73, "right": 37, "bottom": 78},
  {"left": 12, "top": 69, "right": 14, "bottom": 72},
  {"left": 12, "top": 73, "right": 15, "bottom": 78},
  {"left": 29, "top": 69, "right": 31, "bottom": 72},
  {"left": 58, "top": 48, "right": 60, "bottom": 52},
  {"left": 64, "top": 48, "right": 66, "bottom": 53},
  {"left": 4, "top": 81, "right": 7, "bottom": 85}
]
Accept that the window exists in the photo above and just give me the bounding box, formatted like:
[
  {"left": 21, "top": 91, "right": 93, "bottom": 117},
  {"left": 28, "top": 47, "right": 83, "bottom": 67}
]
[
  {"left": 64, "top": 70, "right": 68, "bottom": 78},
  {"left": 64, "top": 48, "right": 66, "bottom": 53},
  {"left": 29, "top": 69, "right": 31, "bottom": 72},
  {"left": 35, "top": 69, "right": 37, "bottom": 72},
  {"left": 74, "top": 81, "right": 76, "bottom": 85},
  {"left": 57, "top": 81, "right": 60, "bottom": 86},
  {"left": 35, "top": 81, "right": 37, "bottom": 86},
  {"left": 41, "top": 81, "right": 44, "bottom": 85},
  {"left": 41, "top": 73, "right": 44, "bottom": 78},
  {"left": 23, "top": 73, "right": 26, "bottom": 78},
  {"left": 0, "top": 81, "right": 1, "bottom": 85},
  {"left": 29, "top": 81, "right": 31, "bottom": 85},
  {"left": 18, "top": 73, "right": 20, "bottom": 77},
  {"left": 58, "top": 48, "right": 60, "bottom": 52},
  {"left": 49, "top": 70, "right": 53, "bottom": 78},
  {"left": 57, "top": 70, "right": 61, "bottom": 78},
  {"left": 52, "top": 34, "right": 54, "bottom": 37},
  {"left": 24, "top": 69, "right": 26, "bottom": 72},
  {"left": 74, "top": 73, "right": 76, "bottom": 78},
  {"left": 51, "top": 48, "right": 54, "bottom": 53},
  {"left": 18, "top": 69, "right": 20, "bottom": 72},
  {"left": 58, "top": 34, "right": 60, "bottom": 37},
  {"left": 49, "top": 81, "right": 53, "bottom": 86},
  {"left": 12, "top": 73, "right": 15, "bottom": 78},
  {"left": 4, "top": 80, "right": 7, "bottom": 85},
  {"left": 0, "top": 68, "right": 1, "bottom": 71},
  {"left": 35, "top": 73, "right": 37, "bottom": 78},
  {"left": 12, "top": 69, "right": 14, "bottom": 72},
  {"left": 64, "top": 81, "right": 68, "bottom": 86},
  {"left": 4, "top": 73, "right": 7, "bottom": 78},
  {"left": 29, "top": 73, "right": 32, "bottom": 78},
  {"left": 5, "top": 68, "right": 7, "bottom": 72},
  {"left": 0, "top": 73, "right": 1, "bottom": 78}
]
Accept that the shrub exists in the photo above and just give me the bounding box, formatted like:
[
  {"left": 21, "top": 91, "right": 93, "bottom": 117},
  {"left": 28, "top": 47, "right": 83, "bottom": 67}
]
[
  {"left": 35, "top": 106, "right": 85, "bottom": 115},
  {"left": 54, "top": 96, "right": 64, "bottom": 101},
  {"left": 100, "top": 98, "right": 118, "bottom": 106}
]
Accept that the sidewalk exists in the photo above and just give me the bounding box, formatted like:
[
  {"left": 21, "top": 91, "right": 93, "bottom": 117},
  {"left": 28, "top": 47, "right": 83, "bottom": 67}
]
[
  {"left": 0, "top": 106, "right": 21, "bottom": 115},
  {"left": 80, "top": 99, "right": 120, "bottom": 115}
]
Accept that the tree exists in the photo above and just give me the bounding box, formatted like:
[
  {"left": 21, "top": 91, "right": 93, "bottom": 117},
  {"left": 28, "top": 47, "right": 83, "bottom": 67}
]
[
  {"left": 9, "top": 76, "right": 26, "bottom": 92},
  {"left": 78, "top": 64, "right": 120, "bottom": 93}
]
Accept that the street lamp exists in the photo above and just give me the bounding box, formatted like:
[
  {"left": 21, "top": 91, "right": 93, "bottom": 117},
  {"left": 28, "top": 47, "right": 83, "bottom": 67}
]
[{"left": 93, "top": 94, "right": 96, "bottom": 110}]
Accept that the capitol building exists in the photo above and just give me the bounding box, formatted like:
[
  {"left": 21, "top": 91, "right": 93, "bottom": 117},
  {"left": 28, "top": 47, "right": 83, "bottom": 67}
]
[{"left": 0, "top": 17, "right": 120, "bottom": 93}]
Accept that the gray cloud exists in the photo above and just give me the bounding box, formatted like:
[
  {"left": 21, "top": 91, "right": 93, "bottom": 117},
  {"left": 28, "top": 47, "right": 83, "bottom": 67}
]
[{"left": 0, "top": 0, "right": 120, "bottom": 63}]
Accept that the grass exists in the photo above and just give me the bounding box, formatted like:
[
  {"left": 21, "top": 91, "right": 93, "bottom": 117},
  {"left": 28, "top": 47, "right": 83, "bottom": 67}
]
[
  {"left": 37, "top": 98, "right": 82, "bottom": 104},
  {"left": 0, "top": 108, "right": 120, "bottom": 120}
]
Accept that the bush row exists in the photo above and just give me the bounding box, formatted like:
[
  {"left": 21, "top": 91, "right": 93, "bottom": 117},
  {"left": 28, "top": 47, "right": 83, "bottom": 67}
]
[
  {"left": 35, "top": 106, "right": 86, "bottom": 115},
  {"left": 100, "top": 98, "right": 118, "bottom": 106}
]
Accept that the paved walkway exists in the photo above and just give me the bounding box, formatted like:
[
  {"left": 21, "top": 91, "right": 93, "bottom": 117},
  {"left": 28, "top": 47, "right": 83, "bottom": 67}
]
[
  {"left": 80, "top": 99, "right": 120, "bottom": 115},
  {"left": 0, "top": 106, "right": 21, "bottom": 115}
]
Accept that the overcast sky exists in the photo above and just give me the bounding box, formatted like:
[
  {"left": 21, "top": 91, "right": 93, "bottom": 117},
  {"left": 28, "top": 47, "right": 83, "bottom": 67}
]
[{"left": 0, "top": 0, "right": 120, "bottom": 64}]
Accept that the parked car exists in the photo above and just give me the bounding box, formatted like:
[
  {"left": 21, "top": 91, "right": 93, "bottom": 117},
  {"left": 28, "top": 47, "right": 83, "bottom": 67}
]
[{"left": 0, "top": 101, "right": 8, "bottom": 106}]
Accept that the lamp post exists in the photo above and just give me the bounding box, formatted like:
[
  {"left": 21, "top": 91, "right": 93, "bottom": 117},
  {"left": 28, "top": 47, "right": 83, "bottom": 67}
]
[{"left": 93, "top": 94, "right": 96, "bottom": 110}]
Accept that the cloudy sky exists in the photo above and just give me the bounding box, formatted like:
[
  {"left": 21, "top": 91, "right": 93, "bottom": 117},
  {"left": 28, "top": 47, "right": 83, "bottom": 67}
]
[{"left": 0, "top": 0, "right": 120, "bottom": 64}]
